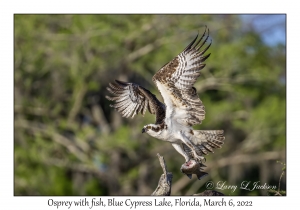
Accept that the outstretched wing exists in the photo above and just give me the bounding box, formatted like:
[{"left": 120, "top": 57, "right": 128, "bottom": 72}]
[
  {"left": 106, "top": 80, "right": 166, "bottom": 124},
  {"left": 152, "top": 27, "right": 211, "bottom": 126}
]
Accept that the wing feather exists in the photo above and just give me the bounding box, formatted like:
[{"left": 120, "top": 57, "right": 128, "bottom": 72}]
[
  {"left": 106, "top": 80, "right": 166, "bottom": 124},
  {"left": 152, "top": 27, "right": 211, "bottom": 126}
]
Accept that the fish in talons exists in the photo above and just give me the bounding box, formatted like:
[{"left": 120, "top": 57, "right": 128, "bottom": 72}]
[{"left": 180, "top": 159, "right": 208, "bottom": 180}]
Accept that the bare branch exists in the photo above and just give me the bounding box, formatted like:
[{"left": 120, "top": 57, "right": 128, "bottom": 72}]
[
  {"left": 151, "top": 153, "right": 173, "bottom": 196},
  {"left": 194, "top": 190, "right": 224, "bottom": 196}
]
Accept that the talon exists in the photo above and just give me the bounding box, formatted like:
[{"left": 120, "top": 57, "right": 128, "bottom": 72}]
[{"left": 193, "top": 152, "right": 205, "bottom": 162}]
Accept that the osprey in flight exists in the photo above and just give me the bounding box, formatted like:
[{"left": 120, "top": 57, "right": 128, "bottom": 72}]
[{"left": 106, "top": 28, "right": 225, "bottom": 168}]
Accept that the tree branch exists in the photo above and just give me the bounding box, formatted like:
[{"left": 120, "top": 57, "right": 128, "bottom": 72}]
[{"left": 151, "top": 153, "right": 172, "bottom": 196}]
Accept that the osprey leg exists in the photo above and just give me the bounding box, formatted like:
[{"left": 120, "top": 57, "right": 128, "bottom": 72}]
[
  {"left": 178, "top": 131, "right": 205, "bottom": 162},
  {"left": 171, "top": 143, "right": 190, "bottom": 162}
]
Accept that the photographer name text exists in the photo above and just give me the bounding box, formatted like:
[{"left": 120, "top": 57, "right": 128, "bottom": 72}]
[{"left": 206, "top": 180, "right": 277, "bottom": 193}]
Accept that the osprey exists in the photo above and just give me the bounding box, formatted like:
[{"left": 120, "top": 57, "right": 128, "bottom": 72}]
[{"left": 106, "top": 28, "right": 225, "bottom": 167}]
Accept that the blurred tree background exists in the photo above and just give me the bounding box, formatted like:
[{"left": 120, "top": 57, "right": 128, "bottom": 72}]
[{"left": 14, "top": 14, "right": 286, "bottom": 196}]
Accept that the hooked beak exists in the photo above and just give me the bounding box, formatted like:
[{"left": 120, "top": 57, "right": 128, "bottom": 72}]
[{"left": 142, "top": 128, "right": 146, "bottom": 133}]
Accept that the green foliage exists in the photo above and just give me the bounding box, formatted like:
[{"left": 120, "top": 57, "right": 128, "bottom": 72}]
[{"left": 14, "top": 15, "right": 285, "bottom": 195}]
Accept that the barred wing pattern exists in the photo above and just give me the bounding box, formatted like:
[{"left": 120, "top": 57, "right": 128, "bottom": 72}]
[
  {"left": 153, "top": 28, "right": 211, "bottom": 126},
  {"left": 106, "top": 80, "right": 166, "bottom": 124},
  {"left": 182, "top": 130, "right": 225, "bottom": 158}
]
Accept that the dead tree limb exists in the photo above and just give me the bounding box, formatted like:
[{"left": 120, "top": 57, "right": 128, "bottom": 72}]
[
  {"left": 151, "top": 153, "right": 173, "bottom": 196},
  {"left": 193, "top": 190, "right": 224, "bottom": 196}
]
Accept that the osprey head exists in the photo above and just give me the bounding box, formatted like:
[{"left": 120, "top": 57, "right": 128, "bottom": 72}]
[
  {"left": 142, "top": 123, "right": 166, "bottom": 138},
  {"left": 141, "top": 125, "right": 153, "bottom": 134}
]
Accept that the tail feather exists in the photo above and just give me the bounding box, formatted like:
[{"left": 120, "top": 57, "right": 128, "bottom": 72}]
[
  {"left": 198, "top": 145, "right": 209, "bottom": 155},
  {"left": 202, "top": 143, "right": 214, "bottom": 153},
  {"left": 207, "top": 140, "right": 222, "bottom": 148},
  {"left": 192, "top": 130, "right": 225, "bottom": 156}
]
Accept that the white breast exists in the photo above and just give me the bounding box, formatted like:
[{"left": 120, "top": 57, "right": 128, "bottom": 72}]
[{"left": 154, "top": 81, "right": 192, "bottom": 143}]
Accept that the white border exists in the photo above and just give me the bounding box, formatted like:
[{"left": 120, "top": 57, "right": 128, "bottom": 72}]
[{"left": 2, "top": 0, "right": 296, "bottom": 209}]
